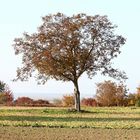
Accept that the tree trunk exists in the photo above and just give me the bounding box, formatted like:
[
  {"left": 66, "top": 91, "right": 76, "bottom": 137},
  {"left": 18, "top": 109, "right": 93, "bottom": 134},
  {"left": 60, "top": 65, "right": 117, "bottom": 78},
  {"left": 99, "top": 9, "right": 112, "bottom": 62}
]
[{"left": 73, "top": 80, "right": 81, "bottom": 112}]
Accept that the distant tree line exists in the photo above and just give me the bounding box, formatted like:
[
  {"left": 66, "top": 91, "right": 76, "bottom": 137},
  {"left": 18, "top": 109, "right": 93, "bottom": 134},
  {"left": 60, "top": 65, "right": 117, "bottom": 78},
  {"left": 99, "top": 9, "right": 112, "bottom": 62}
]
[
  {"left": 14, "top": 97, "right": 51, "bottom": 107},
  {"left": 56, "top": 80, "right": 140, "bottom": 107},
  {"left": 0, "top": 81, "right": 51, "bottom": 107},
  {"left": 1, "top": 80, "right": 140, "bottom": 107}
]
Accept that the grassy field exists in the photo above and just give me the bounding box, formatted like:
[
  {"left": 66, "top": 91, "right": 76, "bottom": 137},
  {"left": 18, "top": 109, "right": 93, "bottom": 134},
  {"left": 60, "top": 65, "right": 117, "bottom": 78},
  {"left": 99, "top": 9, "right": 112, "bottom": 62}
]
[
  {"left": 0, "top": 106, "right": 140, "bottom": 139},
  {"left": 0, "top": 106, "right": 140, "bottom": 129}
]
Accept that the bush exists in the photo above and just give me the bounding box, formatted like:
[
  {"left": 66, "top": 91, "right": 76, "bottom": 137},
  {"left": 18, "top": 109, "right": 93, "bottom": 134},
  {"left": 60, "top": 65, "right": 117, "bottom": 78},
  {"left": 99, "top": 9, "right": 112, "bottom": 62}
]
[
  {"left": 3, "top": 90, "right": 14, "bottom": 106},
  {"left": 126, "top": 93, "right": 136, "bottom": 106},
  {"left": 14, "top": 97, "right": 52, "bottom": 107},
  {"left": 52, "top": 98, "right": 62, "bottom": 107},
  {"left": 62, "top": 94, "right": 75, "bottom": 107},
  {"left": 135, "top": 99, "right": 140, "bottom": 107},
  {"left": 0, "top": 81, "right": 14, "bottom": 106},
  {"left": 0, "top": 81, "right": 5, "bottom": 92},
  {"left": 0, "top": 93, "right": 6, "bottom": 105},
  {"left": 32, "top": 99, "right": 50, "bottom": 107},
  {"left": 0, "top": 92, "right": 14, "bottom": 106},
  {"left": 14, "top": 97, "right": 33, "bottom": 106},
  {"left": 81, "top": 98, "right": 97, "bottom": 107},
  {"left": 127, "top": 85, "right": 140, "bottom": 106}
]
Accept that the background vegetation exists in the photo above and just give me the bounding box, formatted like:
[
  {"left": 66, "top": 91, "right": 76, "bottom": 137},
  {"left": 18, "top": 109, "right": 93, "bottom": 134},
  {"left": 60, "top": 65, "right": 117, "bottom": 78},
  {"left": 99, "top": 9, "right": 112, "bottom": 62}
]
[{"left": 1, "top": 80, "right": 140, "bottom": 107}]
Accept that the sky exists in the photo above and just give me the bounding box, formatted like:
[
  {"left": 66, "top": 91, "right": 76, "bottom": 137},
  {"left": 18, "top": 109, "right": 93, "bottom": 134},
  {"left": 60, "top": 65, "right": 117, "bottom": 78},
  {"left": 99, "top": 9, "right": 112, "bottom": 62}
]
[{"left": 0, "top": 0, "right": 140, "bottom": 100}]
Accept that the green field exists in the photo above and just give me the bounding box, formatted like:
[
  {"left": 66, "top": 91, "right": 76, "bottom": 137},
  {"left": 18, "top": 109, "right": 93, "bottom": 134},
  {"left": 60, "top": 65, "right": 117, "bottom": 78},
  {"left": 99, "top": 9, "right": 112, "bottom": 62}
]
[{"left": 0, "top": 106, "right": 140, "bottom": 129}]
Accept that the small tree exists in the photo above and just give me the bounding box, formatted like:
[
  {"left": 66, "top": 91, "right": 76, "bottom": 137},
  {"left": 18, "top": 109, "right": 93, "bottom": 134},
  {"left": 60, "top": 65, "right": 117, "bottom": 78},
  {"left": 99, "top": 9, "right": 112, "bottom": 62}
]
[
  {"left": 4, "top": 91, "right": 14, "bottom": 105},
  {"left": 13, "top": 13, "right": 127, "bottom": 111},
  {"left": 0, "top": 81, "right": 5, "bottom": 92},
  {"left": 96, "top": 81, "right": 126, "bottom": 106},
  {"left": 133, "top": 86, "right": 140, "bottom": 107},
  {"left": 135, "top": 99, "right": 140, "bottom": 107},
  {"left": 0, "top": 81, "right": 14, "bottom": 105},
  {"left": 135, "top": 86, "right": 140, "bottom": 100},
  {"left": 62, "top": 94, "right": 75, "bottom": 107},
  {"left": 127, "top": 93, "right": 136, "bottom": 106},
  {"left": 115, "top": 83, "right": 127, "bottom": 106}
]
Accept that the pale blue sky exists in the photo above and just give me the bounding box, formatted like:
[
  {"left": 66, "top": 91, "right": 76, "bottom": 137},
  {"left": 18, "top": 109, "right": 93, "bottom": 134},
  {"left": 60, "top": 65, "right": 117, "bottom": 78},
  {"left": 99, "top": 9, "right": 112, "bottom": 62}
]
[{"left": 0, "top": 0, "right": 140, "bottom": 100}]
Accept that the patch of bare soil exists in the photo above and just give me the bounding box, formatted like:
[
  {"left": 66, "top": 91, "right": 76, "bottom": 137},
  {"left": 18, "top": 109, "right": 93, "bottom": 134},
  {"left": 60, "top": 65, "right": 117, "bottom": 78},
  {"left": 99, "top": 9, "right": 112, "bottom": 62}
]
[{"left": 0, "top": 127, "right": 139, "bottom": 140}]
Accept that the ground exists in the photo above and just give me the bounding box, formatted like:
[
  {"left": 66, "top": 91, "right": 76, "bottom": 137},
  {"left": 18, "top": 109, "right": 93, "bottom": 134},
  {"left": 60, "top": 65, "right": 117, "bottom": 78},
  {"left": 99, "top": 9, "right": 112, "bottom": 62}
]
[
  {"left": 0, "top": 106, "right": 140, "bottom": 139},
  {"left": 0, "top": 127, "right": 140, "bottom": 140}
]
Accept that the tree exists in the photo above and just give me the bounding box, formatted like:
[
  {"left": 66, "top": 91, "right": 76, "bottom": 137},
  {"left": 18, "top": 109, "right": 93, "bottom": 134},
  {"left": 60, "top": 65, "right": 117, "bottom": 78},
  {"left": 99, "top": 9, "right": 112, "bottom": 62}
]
[
  {"left": 135, "top": 86, "right": 140, "bottom": 100},
  {"left": 0, "top": 81, "right": 5, "bottom": 92},
  {"left": 127, "top": 93, "right": 136, "bottom": 106},
  {"left": 0, "top": 81, "right": 14, "bottom": 105},
  {"left": 33, "top": 99, "right": 50, "bottom": 107},
  {"left": 0, "top": 91, "right": 14, "bottom": 105},
  {"left": 13, "top": 13, "right": 127, "bottom": 111},
  {"left": 131, "top": 85, "right": 140, "bottom": 107},
  {"left": 62, "top": 94, "right": 75, "bottom": 107},
  {"left": 96, "top": 81, "right": 127, "bottom": 106},
  {"left": 115, "top": 83, "right": 127, "bottom": 106}
]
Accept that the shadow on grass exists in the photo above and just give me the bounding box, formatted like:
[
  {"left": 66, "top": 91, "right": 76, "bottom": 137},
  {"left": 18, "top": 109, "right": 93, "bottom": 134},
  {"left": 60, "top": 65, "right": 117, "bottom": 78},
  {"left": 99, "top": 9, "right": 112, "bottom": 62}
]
[
  {"left": 0, "top": 115, "right": 140, "bottom": 122},
  {"left": 43, "top": 109, "right": 140, "bottom": 115}
]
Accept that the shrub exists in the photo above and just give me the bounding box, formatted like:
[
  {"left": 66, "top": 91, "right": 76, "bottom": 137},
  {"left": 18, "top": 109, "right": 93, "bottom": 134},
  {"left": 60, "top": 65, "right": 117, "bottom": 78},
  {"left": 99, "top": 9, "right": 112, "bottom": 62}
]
[
  {"left": 126, "top": 93, "right": 136, "bottom": 106},
  {"left": 0, "top": 81, "right": 14, "bottom": 105},
  {"left": 14, "top": 97, "right": 52, "bottom": 107},
  {"left": 0, "top": 92, "right": 14, "bottom": 106},
  {"left": 3, "top": 90, "right": 14, "bottom": 106},
  {"left": 62, "top": 94, "right": 75, "bottom": 107},
  {"left": 135, "top": 99, "right": 140, "bottom": 107},
  {"left": 0, "top": 81, "right": 5, "bottom": 92},
  {"left": 81, "top": 98, "right": 97, "bottom": 107},
  {"left": 126, "top": 85, "right": 140, "bottom": 106},
  {"left": 52, "top": 98, "right": 63, "bottom": 107},
  {"left": 135, "top": 86, "right": 140, "bottom": 106},
  {"left": 32, "top": 99, "right": 50, "bottom": 107},
  {"left": 14, "top": 97, "right": 33, "bottom": 106},
  {"left": 0, "top": 93, "right": 6, "bottom": 105}
]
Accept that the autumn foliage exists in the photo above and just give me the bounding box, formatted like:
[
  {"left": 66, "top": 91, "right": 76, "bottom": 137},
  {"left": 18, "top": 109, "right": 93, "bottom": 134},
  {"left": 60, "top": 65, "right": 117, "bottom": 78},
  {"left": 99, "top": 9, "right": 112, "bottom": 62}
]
[
  {"left": 126, "top": 86, "right": 140, "bottom": 106},
  {"left": 96, "top": 81, "right": 127, "bottom": 106},
  {"left": 13, "top": 13, "right": 126, "bottom": 111},
  {"left": 0, "top": 81, "right": 14, "bottom": 105},
  {"left": 14, "top": 97, "right": 33, "bottom": 106},
  {"left": 33, "top": 99, "right": 50, "bottom": 107},
  {"left": 81, "top": 98, "right": 97, "bottom": 107},
  {"left": 14, "top": 97, "right": 50, "bottom": 107},
  {"left": 62, "top": 94, "right": 75, "bottom": 107}
]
